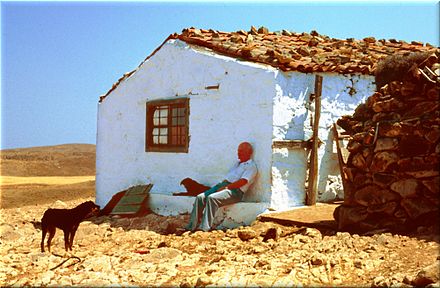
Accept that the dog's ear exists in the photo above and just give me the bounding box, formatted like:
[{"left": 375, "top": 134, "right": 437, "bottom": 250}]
[{"left": 180, "top": 178, "right": 190, "bottom": 185}]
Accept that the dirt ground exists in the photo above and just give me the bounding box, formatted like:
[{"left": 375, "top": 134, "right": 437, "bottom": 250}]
[
  {"left": 1, "top": 177, "right": 439, "bottom": 287},
  {"left": 0, "top": 145, "right": 439, "bottom": 287}
]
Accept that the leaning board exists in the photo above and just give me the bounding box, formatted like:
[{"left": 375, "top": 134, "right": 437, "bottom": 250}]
[{"left": 110, "top": 184, "right": 153, "bottom": 215}]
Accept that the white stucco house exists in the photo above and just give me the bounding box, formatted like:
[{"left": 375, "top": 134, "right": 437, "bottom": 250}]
[{"left": 96, "top": 27, "right": 432, "bottom": 228}]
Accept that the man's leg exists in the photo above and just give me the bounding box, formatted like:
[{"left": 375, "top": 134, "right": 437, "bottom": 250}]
[
  {"left": 199, "top": 189, "right": 243, "bottom": 231},
  {"left": 186, "top": 193, "right": 206, "bottom": 231},
  {"left": 185, "top": 182, "right": 228, "bottom": 231}
]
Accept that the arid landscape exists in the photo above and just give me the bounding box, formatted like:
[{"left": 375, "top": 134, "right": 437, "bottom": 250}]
[{"left": 1, "top": 144, "right": 439, "bottom": 287}]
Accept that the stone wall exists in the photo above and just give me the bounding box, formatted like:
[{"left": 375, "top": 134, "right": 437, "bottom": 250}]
[{"left": 334, "top": 53, "right": 439, "bottom": 233}]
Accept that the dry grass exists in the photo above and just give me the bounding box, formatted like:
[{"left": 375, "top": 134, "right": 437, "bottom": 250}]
[{"left": 0, "top": 144, "right": 96, "bottom": 209}]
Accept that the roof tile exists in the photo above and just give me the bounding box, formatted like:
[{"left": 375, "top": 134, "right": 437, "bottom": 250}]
[{"left": 99, "top": 27, "right": 439, "bottom": 102}]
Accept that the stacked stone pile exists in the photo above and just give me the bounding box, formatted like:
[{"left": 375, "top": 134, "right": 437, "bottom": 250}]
[{"left": 334, "top": 52, "right": 440, "bottom": 233}]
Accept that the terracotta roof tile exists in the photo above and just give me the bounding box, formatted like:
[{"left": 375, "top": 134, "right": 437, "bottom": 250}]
[
  {"left": 99, "top": 27, "right": 438, "bottom": 102},
  {"left": 176, "top": 26, "right": 438, "bottom": 75}
]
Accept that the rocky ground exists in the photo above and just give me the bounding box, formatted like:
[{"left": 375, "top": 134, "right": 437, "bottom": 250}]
[{"left": 1, "top": 196, "right": 439, "bottom": 287}]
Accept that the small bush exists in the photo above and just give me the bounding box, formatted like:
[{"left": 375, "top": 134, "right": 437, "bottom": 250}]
[{"left": 374, "top": 52, "right": 432, "bottom": 90}]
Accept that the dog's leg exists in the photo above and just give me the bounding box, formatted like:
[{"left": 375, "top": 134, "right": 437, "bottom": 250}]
[
  {"left": 47, "top": 226, "right": 56, "bottom": 252},
  {"left": 63, "top": 230, "right": 70, "bottom": 251},
  {"left": 41, "top": 225, "right": 47, "bottom": 252},
  {"left": 69, "top": 225, "right": 79, "bottom": 251}
]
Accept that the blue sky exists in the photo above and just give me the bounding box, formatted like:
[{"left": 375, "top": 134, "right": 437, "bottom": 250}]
[{"left": 1, "top": 1, "right": 439, "bottom": 149}]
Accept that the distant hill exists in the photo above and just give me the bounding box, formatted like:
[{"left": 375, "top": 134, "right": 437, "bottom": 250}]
[{"left": 0, "top": 144, "right": 96, "bottom": 176}]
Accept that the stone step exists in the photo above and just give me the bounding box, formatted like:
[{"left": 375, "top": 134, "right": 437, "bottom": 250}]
[{"left": 148, "top": 193, "right": 270, "bottom": 229}]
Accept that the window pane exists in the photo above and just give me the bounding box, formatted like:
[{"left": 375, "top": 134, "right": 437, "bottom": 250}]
[
  {"left": 160, "top": 128, "right": 168, "bottom": 135},
  {"left": 159, "top": 136, "right": 167, "bottom": 144},
  {"left": 172, "top": 108, "right": 178, "bottom": 117},
  {"left": 177, "top": 117, "right": 185, "bottom": 126},
  {"left": 159, "top": 117, "right": 168, "bottom": 125},
  {"left": 153, "top": 110, "right": 160, "bottom": 125},
  {"left": 153, "top": 135, "right": 159, "bottom": 144},
  {"left": 160, "top": 108, "right": 168, "bottom": 118},
  {"left": 178, "top": 108, "right": 185, "bottom": 117},
  {"left": 152, "top": 128, "right": 159, "bottom": 136},
  {"left": 171, "top": 117, "right": 177, "bottom": 126}
]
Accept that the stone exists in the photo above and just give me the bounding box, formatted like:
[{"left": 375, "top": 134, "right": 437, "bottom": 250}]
[
  {"left": 426, "top": 87, "right": 440, "bottom": 100},
  {"left": 354, "top": 185, "right": 400, "bottom": 206},
  {"left": 334, "top": 205, "right": 368, "bottom": 229},
  {"left": 351, "top": 153, "right": 367, "bottom": 170},
  {"left": 372, "top": 98, "right": 405, "bottom": 113},
  {"left": 310, "top": 253, "right": 327, "bottom": 266},
  {"left": 367, "top": 201, "right": 398, "bottom": 215},
  {"left": 347, "top": 140, "right": 363, "bottom": 152},
  {"left": 237, "top": 229, "right": 257, "bottom": 241},
  {"left": 374, "top": 138, "right": 399, "bottom": 152},
  {"left": 390, "top": 179, "right": 420, "bottom": 198},
  {"left": 363, "top": 130, "right": 376, "bottom": 146},
  {"left": 249, "top": 26, "right": 258, "bottom": 35},
  {"left": 353, "top": 103, "right": 372, "bottom": 121},
  {"left": 262, "top": 227, "right": 279, "bottom": 242},
  {"left": 372, "top": 112, "right": 401, "bottom": 123},
  {"left": 372, "top": 173, "right": 398, "bottom": 188},
  {"left": 142, "top": 248, "right": 182, "bottom": 264},
  {"left": 401, "top": 197, "right": 438, "bottom": 219},
  {"left": 378, "top": 122, "right": 402, "bottom": 137},
  {"left": 195, "top": 276, "right": 212, "bottom": 287},
  {"left": 398, "top": 157, "right": 437, "bottom": 172},
  {"left": 370, "top": 151, "right": 399, "bottom": 173},
  {"left": 412, "top": 261, "right": 440, "bottom": 286},
  {"left": 422, "top": 177, "right": 440, "bottom": 195},
  {"left": 257, "top": 26, "right": 269, "bottom": 34},
  {"left": 297, "top": 46, "right": 310, "bottom": 56},
  {"left": 425, "top": 127, "right": 440, "bottom": 143},
  {"left": 406, "top": 170, "right": 439, "bottom": 178},
  {"left": 403, "top": 101, "right": 439, "bottom": 118},
  {"left": 303, "top": 228, "right": 322, "bottom": 240},
  {"left": 400, "top": 81, "right": 417, "bottom": 97},
  {"left": 364, "top": 36, "right": 376, "bottom": 43},
  {"left": 399, "top": 135, "right": 430, "bottom": 157}
]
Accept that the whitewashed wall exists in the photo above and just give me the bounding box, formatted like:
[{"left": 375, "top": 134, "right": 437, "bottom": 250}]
[
  {"left": 96, "top": 40, "right": 275, "bottom": 207},
  {"left": 271, "top": 71, "right": 375, "bottom": 209},
  {"left": 96, "top": 38, "right": 376, "bottom": 212}
]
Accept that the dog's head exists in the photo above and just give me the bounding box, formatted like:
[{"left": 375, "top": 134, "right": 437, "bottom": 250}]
[
  {"left": 80, "top": 201, "right": 100, "bottom": 218},
  {"left": 180, "top": 178, "right": 196, "bottom": 187}
]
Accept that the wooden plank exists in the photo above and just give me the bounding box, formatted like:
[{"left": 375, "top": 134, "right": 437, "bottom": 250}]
[
  {"left": 118, "top": 195, "right": 146, "bottom": 205},
  {"left": 111, "top": 204, "right": 142, "bottom": 214},
  {"left": 125, "top": 184, "right": 153, "bottom": 196},
  {"left": 110, "top": 184, "right": 153, "bottom": 215},
  {"left": 258, "top": 202, "right": 339, "bottom": 230},
  {"left": 272, "top": 140, "right": 311, "bottom": 149},
  {"left": 333, "top": 123, "right": 351, "bottom": 197},
  {"left": 306, "top": 75, "right": 322, "bottom": 206}
]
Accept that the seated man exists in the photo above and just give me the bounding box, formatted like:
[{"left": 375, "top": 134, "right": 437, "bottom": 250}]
[{"left": 186, "top": 142, "right": 258, "bottom": 232}]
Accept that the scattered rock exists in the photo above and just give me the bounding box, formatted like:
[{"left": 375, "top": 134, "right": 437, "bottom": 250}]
[
  {"left": 237, "top": 229, "right": 257, "bottom": 241},
  {"left": 412, "top": 261, "right": 440, "bottom": 286}
]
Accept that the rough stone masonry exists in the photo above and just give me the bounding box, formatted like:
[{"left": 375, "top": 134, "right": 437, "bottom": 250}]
[{"left": 334, "top": 51, "right": 440, "bottom": 233}]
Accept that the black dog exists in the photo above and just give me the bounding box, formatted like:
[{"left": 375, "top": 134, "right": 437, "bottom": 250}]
[{"left": 40, "top": 201, "right": 100, "bottom": 252}]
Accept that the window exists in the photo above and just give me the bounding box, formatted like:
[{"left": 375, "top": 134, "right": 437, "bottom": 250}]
[{"left": 146, "top": 98, "right": 189, "bottom": 152}]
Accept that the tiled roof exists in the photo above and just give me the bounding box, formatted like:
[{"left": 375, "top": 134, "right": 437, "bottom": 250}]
[{"left": 100, "top": 27, "right": 438, "bottom": 102}]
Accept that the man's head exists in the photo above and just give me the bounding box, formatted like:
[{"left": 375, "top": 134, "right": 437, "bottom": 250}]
[{"left": 237, "top": 142, "right": 253, "bottom": 163}]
